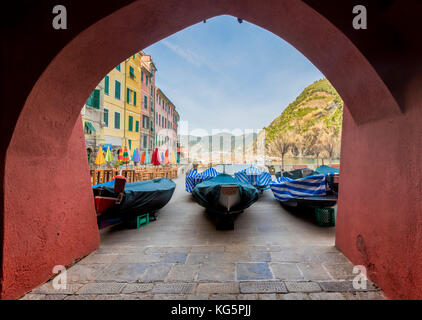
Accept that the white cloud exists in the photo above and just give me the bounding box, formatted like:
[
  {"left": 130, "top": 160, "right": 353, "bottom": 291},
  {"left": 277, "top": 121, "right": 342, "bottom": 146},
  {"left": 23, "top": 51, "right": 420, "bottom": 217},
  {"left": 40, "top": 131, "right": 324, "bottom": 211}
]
[{"left": 161, "top": 39, "right": 202, "bottom": 67}]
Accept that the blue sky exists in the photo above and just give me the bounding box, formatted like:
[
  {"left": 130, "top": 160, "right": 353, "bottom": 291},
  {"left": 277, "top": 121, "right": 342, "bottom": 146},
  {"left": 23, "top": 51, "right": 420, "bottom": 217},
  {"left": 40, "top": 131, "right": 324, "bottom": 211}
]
[{"left": 144, "top": 15, "right": 324, "bottom": 135}]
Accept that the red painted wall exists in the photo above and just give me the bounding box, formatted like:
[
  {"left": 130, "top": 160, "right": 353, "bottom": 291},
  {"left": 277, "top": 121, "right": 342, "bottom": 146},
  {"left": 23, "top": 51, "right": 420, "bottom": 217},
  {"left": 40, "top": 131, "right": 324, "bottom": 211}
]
[
  {"left": 0, "top": 0, "right": 421, "bottom": 299},
  {"left": 2, "top": 118, "right": 100, "bottom": 299},
  {"left": 337, "top": 104, "right": 422, "bottom": 300}
]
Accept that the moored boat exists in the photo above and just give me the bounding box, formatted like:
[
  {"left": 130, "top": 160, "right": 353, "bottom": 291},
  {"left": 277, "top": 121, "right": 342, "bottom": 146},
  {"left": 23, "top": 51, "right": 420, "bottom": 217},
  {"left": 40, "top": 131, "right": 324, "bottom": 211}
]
[
  {"left": 192, "top": 174, "right": 259, "bottom": 230},
  {"left": 270, "top": 174, "right": 337, "bottom": 208},
  {"left": 234, "top": 165, "right": 272, "bottom": 193},
  {"left": 93, "top": 177, "right": 176, "bottom": 227}
]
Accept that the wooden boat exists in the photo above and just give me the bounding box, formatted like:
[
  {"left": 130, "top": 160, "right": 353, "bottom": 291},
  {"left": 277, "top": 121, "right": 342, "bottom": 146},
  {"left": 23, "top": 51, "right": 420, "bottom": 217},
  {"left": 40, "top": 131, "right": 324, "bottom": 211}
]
[
  {"left": 192, "top": 174, "right": 259, "bottom": 230},
  {"left": 93, "top": 176, "right": 176, "bottom": 228}
]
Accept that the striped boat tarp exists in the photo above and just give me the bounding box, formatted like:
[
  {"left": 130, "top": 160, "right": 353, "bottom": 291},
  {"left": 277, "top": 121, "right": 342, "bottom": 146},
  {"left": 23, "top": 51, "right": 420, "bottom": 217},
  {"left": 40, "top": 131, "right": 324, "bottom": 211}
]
[
  {"left": 270, "top": 174, "right": 327, "bottom": 202},
  {"left": 185, "top": 168, "right": 219, "bottom": 193},
  {"left": 234, "top": 166, "right": 272, "bottom": 190}
]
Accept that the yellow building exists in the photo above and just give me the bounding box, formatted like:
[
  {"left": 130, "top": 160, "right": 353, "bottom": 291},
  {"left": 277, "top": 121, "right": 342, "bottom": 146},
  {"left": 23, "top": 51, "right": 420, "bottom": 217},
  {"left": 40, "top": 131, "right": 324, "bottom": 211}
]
[
  {"left": 123, "top": 53, "right": 142, "bottom": 155},
  {"left": 102, "top": 63, "right": 125, "bottom": 157}
]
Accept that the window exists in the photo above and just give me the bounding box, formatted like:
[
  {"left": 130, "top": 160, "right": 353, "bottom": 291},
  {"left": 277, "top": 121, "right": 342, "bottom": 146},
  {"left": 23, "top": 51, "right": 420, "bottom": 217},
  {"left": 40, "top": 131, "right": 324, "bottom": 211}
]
[
  {"left": 143, "top": 115, "right": 149, "bottom": 129},
  {"left": 150, "top": 120, "right": 154, "bottom": 132},
  {"left": 116, "top": 64, "right": 121, "bottom": 71},
  {"left": 128, "top": 139, "right": 132, "bottom": 150},
  {"left": 141, "top": 71, "right": 144, "bottom": 82},
  {"left": 115, "top": 81, "right": 121, "bottom": 100},
  {"left": 104, "top": 75, "right": 109, "bottom": 95},
  {"left": 150, "top": 85, "right": 153, "bottom": 96},
  {"left": 150, "top": 100, "right": 153, "bottom": 112},
  {"left": 135, "top": 120, "right": 139, "bottom": 132},
  {"left": 86, "top": 89, "right": 100, "bottom": 109},
  {"left": 114, "top": 112, "right": 120, "bottom": 129},
  {"left": 129, "top": 66, "right": 135, "bottom": 79},
  {"left": 159, "top": 114, "right": 161, "bottom": 127},
  {"left": 143, "top": 135, "right": 148, "bottom": 148},
  {"left": 133, "top": 54, "right": 136, "bottom": 59},
  {"left": 126, "top": 88, "right": 131, "bottom": 104},
  {"left": 146, "top": 76, "right": 149, "bottom": 86},
  {"left": 103, "top": 108, "right": 109, "bottom": 127},
  {"left": 144, "top": 95, "right": 147, "bottom": 109},
  {"left": 133, "top": 91, "right": 137, "bottom": 106},
  {"left": 128, "top": 115, "right": 133, "bottom": 131}
]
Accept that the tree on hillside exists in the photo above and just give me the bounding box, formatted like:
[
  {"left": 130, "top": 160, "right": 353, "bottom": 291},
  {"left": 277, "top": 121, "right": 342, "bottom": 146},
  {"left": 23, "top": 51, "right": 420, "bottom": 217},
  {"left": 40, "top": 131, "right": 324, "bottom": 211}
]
[
  {"left": 269, "top": 131, "right": 294, "bottom": 171},
  {"left": 322, "top": 127, "right": 341, "bottom": 164}
]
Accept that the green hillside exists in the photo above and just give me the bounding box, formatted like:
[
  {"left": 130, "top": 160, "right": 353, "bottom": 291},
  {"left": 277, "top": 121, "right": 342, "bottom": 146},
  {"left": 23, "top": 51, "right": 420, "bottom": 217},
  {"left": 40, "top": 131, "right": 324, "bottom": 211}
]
[{"left": 264, "top": 78, "right": 343, "bottom": 161}]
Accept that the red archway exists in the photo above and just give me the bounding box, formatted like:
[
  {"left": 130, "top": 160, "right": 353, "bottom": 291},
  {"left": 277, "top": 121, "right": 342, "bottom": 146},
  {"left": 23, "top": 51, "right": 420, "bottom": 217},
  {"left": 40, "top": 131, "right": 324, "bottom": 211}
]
[{"left": 1, "top": 0, "right": 421, "bottom": 300}]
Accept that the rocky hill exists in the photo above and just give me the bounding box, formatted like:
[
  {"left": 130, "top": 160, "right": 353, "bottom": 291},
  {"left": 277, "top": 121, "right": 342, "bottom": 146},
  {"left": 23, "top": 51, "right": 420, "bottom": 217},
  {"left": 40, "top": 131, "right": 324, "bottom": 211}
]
[{"left": 262, "top": 78, "right": 343, "bottom": 160}]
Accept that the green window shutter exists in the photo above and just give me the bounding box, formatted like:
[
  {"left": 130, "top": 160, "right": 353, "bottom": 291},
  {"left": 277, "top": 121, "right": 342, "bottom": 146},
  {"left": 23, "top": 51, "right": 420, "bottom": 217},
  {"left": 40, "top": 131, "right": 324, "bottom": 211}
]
[
  {"left": 104, "top": 109, "right": 109, "bottom": 127},
  {"left": 144, "top": 96, "right": 147, "bottom": 109},
  {"left": 133, "top": 92, "right": 137, "bottom": 106},
  {"left": 129, "top": 66, "right": 135, "bottom": 79},
  {"left": 115, "top": 112, "right": 120, "bottom": 129},
  {"left": 86, "top": 90, "right": 94, "bottom": 107},
  {"left": 115, "top": 81, "right": 121, "bottom": 99},
  {"left": 144, "top": 135, "right": 147, "bottom": 148},
  {"left": 129, "top": 139, "right": 132, "bottom": 149},
  {"left": 116, "top": 64, "right": 121, "bottom": 71},
  {"left": 104, "top": 76, "right": 109, "bottom": 95},
  {"left": 129, "top": 116, "right": 133, "bottom": 131},
  {"left": 135, "top": 121, "right": 139, "bottom": 132},
  {"left": 126, "top": 88, "right": 130, "bottom": 103},
  {"left": 93, "top": 89, "right": 100, "bottom": 109},
  {"left": 141, "top": 71, "right": 144, "bottom": 82}
]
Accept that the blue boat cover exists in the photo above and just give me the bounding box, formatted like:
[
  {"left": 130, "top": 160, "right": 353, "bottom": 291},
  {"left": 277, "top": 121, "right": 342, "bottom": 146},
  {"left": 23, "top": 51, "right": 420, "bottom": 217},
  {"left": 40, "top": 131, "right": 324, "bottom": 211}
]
[
  {"left": 270, "top": 174, "right": 328, "bottom": 202},
  {"left": 185, "top": 167, "right": 219, "bottom": 192},
  {"left": 234, "top": 166, "right": 272, "bottom": 190},
  {"left": 315, "top": 165, "right": 339, "bottom": 175}
]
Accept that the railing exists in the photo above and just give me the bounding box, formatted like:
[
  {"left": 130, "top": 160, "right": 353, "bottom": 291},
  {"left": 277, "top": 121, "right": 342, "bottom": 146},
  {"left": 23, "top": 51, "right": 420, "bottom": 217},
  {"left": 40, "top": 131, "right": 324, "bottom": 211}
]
[{"left": 90, "top": 166, "right": 179, "bottom": 186}]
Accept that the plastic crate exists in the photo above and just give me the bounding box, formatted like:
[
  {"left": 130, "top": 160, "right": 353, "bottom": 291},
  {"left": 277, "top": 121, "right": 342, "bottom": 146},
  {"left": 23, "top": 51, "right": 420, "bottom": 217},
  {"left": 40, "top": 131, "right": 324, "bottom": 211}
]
[
  {"left": 314, "top": 208, "right": 335, "bottom": 227},
  {"left": 126, "top": 213, "right": 149, "bottom": 229}
]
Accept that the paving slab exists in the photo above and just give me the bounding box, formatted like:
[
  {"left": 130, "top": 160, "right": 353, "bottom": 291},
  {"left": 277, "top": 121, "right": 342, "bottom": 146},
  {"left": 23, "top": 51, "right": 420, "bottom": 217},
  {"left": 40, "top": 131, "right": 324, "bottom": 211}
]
[
  {"left": 277, "top": 293, "right": 310, "bottom": 300},
  {"left": 152, "top": 283, "right": 196, "bottom": 294},
  {"left": 309, "top": 292, "right": 346, "bottom": 300},
  {"left": 237, "top": 263, "right": 273, "bottom": 281},
  {"left": 141, "top": 263, "right": 173, "bottom": 282},
  {"left": 285, "top": 281, "right": 322, "bottom": 293},
  {"left": 319, "top": 281, "right": 378, "bottom": 292},
  {"left": 160, "top": 253, "right": 188, "bottom": 263},
  {"left": 198, "top": 263, "right": 236, "bottom": 282},
  {"left": 79, "top": 253, "right": 118, "bottom": 265},
  {"left": 66, "top": 264, "right": 108, "bottom": 283},
  {"left": 166, "top": 264, "right": 200, "bottom": 282},
  {"left": 76, "top": 282, "right": 126, "bottom": 294},
  {"left": 239, "top": 281, "right": 287, "bottom": 294},
  {"left": 121, "top": 283, "right": 153, "bottom": 294},
  {"left": 196, "top": 282, "right": 240, "bottom": 294},
  {"left": 95, "top": 263, "right": 150, "bottom": 282},
  {"left": 297, "top": 263, "right": 332, "bottom": 281},
  {"left": 270, "top": 263, "right": 303, "bottom": 280},
  {"left": 32, "top": 282, "right": 83, "bottom": 295}
]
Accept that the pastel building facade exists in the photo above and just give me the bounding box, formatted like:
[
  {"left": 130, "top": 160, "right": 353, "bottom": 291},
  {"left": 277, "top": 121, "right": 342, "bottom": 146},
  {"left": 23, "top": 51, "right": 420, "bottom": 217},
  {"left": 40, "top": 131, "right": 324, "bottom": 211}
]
[
  {"left": 82, "top": 51, "right": 179, "bottom": 163},
  {"left": 155, "top": 88, "right": 179, "bottom": 156},
  {"left": 140, "top": 53, "right": 157, "bottom": 152},
  {"left": 81, "top": 79, "right": 105, "bottom": 164}
]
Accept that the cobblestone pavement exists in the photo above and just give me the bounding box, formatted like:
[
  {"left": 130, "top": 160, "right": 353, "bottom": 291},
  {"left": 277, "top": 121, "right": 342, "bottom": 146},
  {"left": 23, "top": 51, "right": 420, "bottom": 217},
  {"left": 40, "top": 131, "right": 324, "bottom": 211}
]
[{"left": 21, "top": 177, "right": 385, "bottom": 300}]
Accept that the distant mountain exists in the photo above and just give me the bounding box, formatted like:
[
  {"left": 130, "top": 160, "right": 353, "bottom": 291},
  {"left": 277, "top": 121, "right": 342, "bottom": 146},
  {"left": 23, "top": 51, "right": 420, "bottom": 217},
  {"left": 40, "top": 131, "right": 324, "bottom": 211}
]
[{"left": 179, "top": 132, "right": 258, "bottom": 155}]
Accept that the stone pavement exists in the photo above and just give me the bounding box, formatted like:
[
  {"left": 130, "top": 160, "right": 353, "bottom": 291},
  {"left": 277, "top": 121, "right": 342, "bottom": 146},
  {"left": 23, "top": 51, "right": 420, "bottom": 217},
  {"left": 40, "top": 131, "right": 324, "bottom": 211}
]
[{"left": 21, "top": 177, "right": 385, "bottom": 300}]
